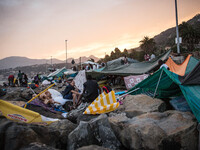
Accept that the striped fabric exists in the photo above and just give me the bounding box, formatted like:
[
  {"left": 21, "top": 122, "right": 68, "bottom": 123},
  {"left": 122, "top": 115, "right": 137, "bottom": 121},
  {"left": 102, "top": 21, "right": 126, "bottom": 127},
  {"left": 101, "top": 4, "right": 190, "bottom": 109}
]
[{"left": 83, "top": 91, "right": 120, "bottom": 114}]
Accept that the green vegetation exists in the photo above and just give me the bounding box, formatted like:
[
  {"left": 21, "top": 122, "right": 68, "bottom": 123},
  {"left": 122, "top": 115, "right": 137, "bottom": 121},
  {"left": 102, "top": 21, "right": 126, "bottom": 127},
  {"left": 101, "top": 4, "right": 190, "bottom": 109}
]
[{"left": 139, "top": 36, "right": 156, "bottom": 54}]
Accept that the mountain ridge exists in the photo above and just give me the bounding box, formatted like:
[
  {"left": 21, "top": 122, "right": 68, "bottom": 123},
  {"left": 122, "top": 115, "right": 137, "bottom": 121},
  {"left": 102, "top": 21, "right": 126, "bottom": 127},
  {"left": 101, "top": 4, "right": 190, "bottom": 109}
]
[{"left": 0, "top": 55, "right": 99, "bottom": 70}]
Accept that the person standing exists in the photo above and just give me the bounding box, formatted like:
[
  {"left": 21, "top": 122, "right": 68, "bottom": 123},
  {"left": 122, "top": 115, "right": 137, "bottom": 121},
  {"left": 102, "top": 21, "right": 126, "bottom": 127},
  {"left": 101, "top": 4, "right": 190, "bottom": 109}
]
[
  {"left": 17, "top": 70, "right": 22, "bottom": 86},
  {"left": 8, "top": 74, "right": 14, "bottom": 86},
  {"left": 123, "top": 55, "right": 128, "bottom": 64},
  {"left": 150, "top": 53, "right": 156, "bottom": 60}
]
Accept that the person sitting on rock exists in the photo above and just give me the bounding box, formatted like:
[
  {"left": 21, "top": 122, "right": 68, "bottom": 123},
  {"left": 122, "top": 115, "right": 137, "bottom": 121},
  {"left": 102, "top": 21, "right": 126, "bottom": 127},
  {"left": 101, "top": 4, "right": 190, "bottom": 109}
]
[
  {"left": 62, "top": 80, "right": 81, "bottom": 108},
  {"left": 80, "top": 75, "right": 101, "bottom": 103}
]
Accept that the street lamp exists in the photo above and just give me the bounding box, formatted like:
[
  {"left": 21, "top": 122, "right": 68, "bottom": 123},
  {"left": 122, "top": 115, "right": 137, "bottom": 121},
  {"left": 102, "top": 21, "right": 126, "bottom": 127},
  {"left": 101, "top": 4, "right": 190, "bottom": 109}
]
[
  {"left": 175, "top": 0, "right": 180, "bottom": 54},
  {"left": 65, "top": 40, "right": 68, "bottom": 69}
]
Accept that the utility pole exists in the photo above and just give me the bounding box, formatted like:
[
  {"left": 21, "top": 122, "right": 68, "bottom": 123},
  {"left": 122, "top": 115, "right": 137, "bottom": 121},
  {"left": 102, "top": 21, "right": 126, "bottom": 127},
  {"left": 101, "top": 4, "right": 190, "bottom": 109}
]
[
  {"left": 80, "top": 57, "right": 82, "bottom": 70},
  {"left": 175, "top": 0, "right": 180, "bottom": 54},
  {"left": 65, "top": 40, "right": 68, "bottom": 69},
  {"left": 51, "top": 56, "right": 52, "bottom": 68}
]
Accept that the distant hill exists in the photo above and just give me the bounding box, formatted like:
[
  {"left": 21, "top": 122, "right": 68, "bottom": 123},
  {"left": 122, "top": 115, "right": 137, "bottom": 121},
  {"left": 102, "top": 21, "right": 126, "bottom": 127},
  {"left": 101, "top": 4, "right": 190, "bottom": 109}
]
[
  {"left": 0, "top": 55, "right": 99, "bottom": 70},
  {"left": 154, "top": 14, "right": 200, "bottom": 48},
  {"left": 127, "top": 14, "right": 200, "bottom": 54},
  {"left": 0, "top": 56, "right": 64, "bottom": 70}
]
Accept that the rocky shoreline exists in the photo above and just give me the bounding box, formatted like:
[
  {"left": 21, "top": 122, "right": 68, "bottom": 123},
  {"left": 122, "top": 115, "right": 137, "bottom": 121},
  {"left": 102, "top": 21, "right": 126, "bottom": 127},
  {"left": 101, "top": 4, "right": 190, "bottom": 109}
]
[{"left": 0, "top": 85, "right": 198, "bottom": 150}]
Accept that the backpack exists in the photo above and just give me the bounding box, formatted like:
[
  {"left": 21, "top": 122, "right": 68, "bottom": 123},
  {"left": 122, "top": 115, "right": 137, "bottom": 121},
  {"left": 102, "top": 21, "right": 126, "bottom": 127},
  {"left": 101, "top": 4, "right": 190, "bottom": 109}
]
[{"left": 102, "top": 86, "right": 112, "bottom": 94}]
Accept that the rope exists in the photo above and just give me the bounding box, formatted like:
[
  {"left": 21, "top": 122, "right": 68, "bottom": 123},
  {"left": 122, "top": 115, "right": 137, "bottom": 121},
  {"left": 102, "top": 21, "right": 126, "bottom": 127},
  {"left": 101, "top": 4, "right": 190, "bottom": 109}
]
[
  {"left": 24, "top": 83, "right": 55, "bottom": 108},
  {"left": 117, "top": 88, "right": 140, "bottom": 99},
  {"left": 153, "top": 69, "right": 164, "bottom": 98}
]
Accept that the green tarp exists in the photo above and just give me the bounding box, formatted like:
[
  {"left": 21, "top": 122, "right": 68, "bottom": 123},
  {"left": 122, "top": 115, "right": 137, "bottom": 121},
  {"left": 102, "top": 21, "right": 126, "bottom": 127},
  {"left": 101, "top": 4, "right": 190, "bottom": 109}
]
[
  {"left": 47, "top": 67, "right": 67, "bottom": 78},
  {"left": 89, "top": 50, "right": 171, "bottom": 76},
  {"left": 128, "top": 62, "right": 200, "bottom": 122}
]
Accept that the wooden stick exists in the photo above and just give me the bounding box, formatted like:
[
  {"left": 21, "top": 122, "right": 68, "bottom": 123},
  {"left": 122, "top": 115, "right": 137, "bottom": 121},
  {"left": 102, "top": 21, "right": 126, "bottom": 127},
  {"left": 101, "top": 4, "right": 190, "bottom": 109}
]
[{"left": 24, "top": 83, "right": 55, "bottom": 108}]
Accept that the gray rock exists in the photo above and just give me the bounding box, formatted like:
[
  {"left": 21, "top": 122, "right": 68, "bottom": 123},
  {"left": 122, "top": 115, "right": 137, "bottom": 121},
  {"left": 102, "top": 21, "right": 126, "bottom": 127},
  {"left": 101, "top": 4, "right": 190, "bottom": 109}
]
[
  {"left": 67, "top": 114, "right": 121, "bottom": 150},
  {"left": 109, "top": 110, "right": 198, "bottom": 150},
  {"left": 1, "top": 87, "right": 22, "bottom": 101},
  {"left": 20, "top": 142, "right": 59, "bottom": 150},
  {"left": 0, "top": 116, "right": 60, "bottom": 150},
  {"left": 115, "top": 94, "right": 166, "bottom": 118},
  {"left": 76, "top": 113, "right": 100, "bottom": 124},
  {"left": 77, "top": 145, "right": 111, "bottom": 150},
  {"left": 49, "top": 119, "right": 77, "bottom": 149},
  {"left": 20, "top": 88, "right": 33, "bottom": 100},
  {"left": 67, "top": 103, "right": 89, "bottom": 123}
]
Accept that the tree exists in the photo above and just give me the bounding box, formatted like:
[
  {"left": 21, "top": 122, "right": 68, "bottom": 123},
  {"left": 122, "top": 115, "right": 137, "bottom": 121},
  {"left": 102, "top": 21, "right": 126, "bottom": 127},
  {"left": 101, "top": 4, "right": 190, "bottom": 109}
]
[
  {"left": 123, "top": 49, "right": 129, "bottom": 56},
  {"left": 179, "top": 22, "right": 200, "bottom": 51},
  {"left": 139, "top": 36, "right": 156, "bottom": 54}
]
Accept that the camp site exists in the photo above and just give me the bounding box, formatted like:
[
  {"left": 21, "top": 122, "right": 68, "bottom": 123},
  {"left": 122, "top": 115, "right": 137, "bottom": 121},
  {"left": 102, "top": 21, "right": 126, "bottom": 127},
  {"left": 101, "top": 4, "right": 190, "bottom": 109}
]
[
  {"left": 1, "top": 48, "right": 200, "bottom": 150},
  {"left": 1, "top": 1, "right": 200, "bottom": 150}
]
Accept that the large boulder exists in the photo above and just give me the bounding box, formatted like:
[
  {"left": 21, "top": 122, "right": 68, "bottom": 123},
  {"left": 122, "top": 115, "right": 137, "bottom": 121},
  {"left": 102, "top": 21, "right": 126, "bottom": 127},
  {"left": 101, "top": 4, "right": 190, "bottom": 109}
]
[
  {"left": 67, "top": 103, "right": 89, "bottom": 123},
  {"left": 1, "top": 87, "right": 22, "bottom": 101},
  {"left": 76, "top": 113, "right": 100, "bottom": 124},
  {"left": 77, "top": 145, "right": 111, "bottom": 150},
  {"left": 20, "top": 88, "right": 33, "bottom": 100},
  {"left": 49, "top": 119, "right": 78, "bottom": 149},
  {"left": 67, "top": 114, "right": 122, "bottom": 150},
  {"left": 115, "top": 94, "right": 166, "bottom": 118},
  {"left": 0, "top": 115, "right": 60, "bottom": 150},
  {"left": 109, "top": 110, "right": 198, "bottom": 150}
]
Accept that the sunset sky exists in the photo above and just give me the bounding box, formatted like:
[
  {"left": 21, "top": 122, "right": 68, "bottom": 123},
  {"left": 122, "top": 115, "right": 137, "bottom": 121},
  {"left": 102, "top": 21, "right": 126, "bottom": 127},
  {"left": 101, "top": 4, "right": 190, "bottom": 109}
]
[{"left": 0, "top": 0, "right": 199, "bottom": 60}]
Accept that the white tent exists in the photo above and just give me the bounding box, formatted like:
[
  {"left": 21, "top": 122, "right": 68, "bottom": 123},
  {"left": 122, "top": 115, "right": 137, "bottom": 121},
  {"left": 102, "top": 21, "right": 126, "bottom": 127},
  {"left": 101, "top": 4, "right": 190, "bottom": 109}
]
[
  {"left": 82, "top": 61, "right": 98, "bottom": 65},
  {"left": 64, "top": 69, "right": 77, "bottom": 75}
]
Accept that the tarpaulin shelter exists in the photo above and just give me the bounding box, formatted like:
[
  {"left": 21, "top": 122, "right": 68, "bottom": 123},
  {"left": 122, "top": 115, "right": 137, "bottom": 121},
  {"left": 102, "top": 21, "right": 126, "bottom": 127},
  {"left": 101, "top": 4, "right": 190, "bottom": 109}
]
[
  {"left": 82, "top": 61, "right": 99, "bottom": 65},
  {"left": 105, "top": 57, "right": 139, "bottom": 70},
  {"left": 88, "top": 50, "right": 171, "bottom": 76},
  {"left": 127, "top": 55, "right": 200, "bottom": 122},
  {"left": 166, "top": 54, "right": 198, "bottom": 76},
  {"left": 180, "top": 61, "right": 200, "bottom": 85},
  {"left": 47, "top": 67, "right": 67, "bottom": 78}
]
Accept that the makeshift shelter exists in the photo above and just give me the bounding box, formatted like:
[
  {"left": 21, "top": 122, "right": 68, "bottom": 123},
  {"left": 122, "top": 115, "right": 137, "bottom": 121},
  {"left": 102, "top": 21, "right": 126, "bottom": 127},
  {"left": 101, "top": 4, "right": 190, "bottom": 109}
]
[
  {"left": 47, "top": 67, "right": 67, "bottom": 78},
  {"left": 166, "top": 54, "right": 199, "bottom": 76},
  {"left": 82, "top": 61, "right": 98, "bottom": 65},
  {"left": 127, "top": 55, "right": 200, "bottom": 122},
  {"left": 105, "top": 57, "right": 139, "bottom": 70},
  {"left": 88, "top": 50, "right": 171, "bottom": 76}
]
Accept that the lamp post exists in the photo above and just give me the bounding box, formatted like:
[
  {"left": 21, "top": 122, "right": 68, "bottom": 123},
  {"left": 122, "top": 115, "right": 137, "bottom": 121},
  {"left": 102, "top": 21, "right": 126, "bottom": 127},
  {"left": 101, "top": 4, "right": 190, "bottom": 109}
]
[
  {"left": 175, "top": 0, "right": 180, "bottom": 54},
  {"left": 51, "top": 56, "right": 52, "bottom": 67},
  {"left": 65, "top": 40, "right": 68, "bottom": 69}
]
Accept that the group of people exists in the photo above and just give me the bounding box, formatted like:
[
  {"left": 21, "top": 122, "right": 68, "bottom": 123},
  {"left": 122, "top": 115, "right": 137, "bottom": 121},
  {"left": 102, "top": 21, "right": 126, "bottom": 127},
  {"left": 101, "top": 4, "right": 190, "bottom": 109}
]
[
  {"left": 7, "top": 70, "right": 43, "bottom": 87},
  {"left": 7, "top": 70, "right": 28, "bottom": 87},
  {"left": 62, "top": 75, "right": 101, "bottom": 109},
  {"left": 144, "top": 53, "right": 156, "bottom": 61}
]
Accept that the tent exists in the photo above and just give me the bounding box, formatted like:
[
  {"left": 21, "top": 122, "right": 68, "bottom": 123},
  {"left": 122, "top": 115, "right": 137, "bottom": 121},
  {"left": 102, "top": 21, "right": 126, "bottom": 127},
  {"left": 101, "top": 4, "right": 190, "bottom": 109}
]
[
  {"left": 82, "top": 61, "right": 98, "bottom": 65},
  {"left": 64, "top": 69, "right": 77, "bottom": 75},
  {"left": 105, "top": 57, "right": 139, "bottom": 70},
  {"left": 180, "top": 61, "right": 200, "bottom": 85},
  {"left": 88, "top": 50, "right": 171, "bottom": 76},
  {"left": 47, "top": 67, "right": 67, "bottom": 78},
  {"left": 127, "top": 55, "right": 200, "bottom": 122}
]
